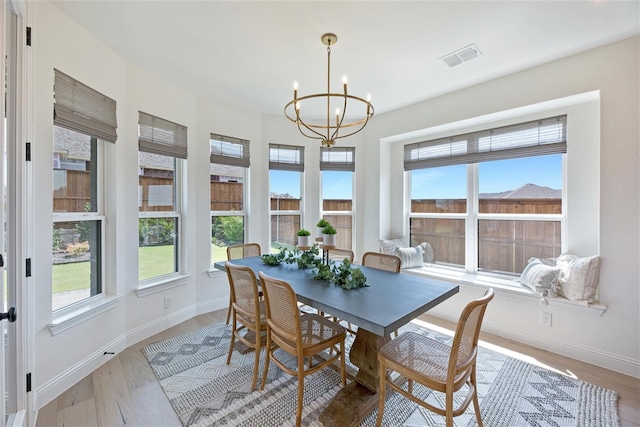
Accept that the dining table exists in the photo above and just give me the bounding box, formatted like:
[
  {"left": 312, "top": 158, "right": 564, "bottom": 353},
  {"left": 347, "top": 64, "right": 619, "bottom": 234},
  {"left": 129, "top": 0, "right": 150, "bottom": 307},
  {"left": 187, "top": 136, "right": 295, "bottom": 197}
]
[{"left": 215, "top": 256, "right": 459, "bottom": 426}]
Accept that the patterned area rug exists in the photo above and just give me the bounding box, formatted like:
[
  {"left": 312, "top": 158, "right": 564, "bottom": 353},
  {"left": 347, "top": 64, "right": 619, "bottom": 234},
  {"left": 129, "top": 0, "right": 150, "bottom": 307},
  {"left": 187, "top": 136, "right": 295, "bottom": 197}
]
[{"left": 142, "top": 322, "right": 620, "bottom": 426}]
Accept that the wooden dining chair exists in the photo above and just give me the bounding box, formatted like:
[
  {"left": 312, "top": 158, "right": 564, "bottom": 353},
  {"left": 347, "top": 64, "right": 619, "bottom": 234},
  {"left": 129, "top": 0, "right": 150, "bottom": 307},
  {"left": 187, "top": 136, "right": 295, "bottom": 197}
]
[
  {"left": 375, "top": 288, "right": 495, "bottom": 427},
  {"left": 362, "top": 251, "right": 401, "bottom": 273},
  {"left": 224, "top": 262, "right": 266, "bottom": 391},
  {"left": 258, "top": 271, "right": 347, "bottom": 427},
  {"left": 327, "top": 248, "right": 355, "bottom": 263},
  {"left": 225, "top": 243, "right": 262, "bottom": 324}
]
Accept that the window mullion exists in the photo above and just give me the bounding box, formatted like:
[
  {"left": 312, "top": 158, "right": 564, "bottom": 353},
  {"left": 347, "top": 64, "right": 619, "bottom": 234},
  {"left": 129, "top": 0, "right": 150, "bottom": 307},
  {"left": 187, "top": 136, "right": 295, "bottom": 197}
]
[{"left": 467, "top": 162, "right": 479, "bottom": 272}]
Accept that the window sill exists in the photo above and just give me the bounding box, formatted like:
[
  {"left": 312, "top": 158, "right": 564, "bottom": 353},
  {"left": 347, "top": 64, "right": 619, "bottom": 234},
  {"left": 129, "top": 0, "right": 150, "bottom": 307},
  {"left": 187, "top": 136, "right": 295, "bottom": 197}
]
[
  {"left": 403, "top": 265, "right": 607, "bottom": 316},
  {"left": 48, "top": 294, "right": 124, "bottom": 336},
  {"left": 136, "top": 274, "right": 192, "bottom": 297},
  {"left": 207, "top": 265, "right": 226, "bottom": 278}
]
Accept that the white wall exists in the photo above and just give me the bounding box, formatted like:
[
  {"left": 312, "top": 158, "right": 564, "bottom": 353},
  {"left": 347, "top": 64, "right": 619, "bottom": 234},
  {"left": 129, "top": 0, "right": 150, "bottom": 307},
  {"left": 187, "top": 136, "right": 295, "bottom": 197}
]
[
  {"left": 359, "top": 37, "right": 640, "bottom": 377},
  {"left": 29, "top": 3, "right": 639, "bottom": 419},
  {"left": 30, "top": 1, "right": 260, "bottom": 411}
]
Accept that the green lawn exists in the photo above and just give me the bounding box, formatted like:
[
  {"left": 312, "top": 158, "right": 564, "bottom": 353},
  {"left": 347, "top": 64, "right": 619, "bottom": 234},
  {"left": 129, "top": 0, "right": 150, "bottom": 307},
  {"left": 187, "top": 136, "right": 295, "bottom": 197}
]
[{"left": 51, "top": 243, "right": 288, "bottom": 294}]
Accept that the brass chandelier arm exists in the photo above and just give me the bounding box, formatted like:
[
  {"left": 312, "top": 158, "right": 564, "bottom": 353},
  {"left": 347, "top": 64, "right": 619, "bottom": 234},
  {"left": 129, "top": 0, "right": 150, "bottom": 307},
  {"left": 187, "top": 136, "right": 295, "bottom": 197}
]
[
  {"left": 283, "top": 93, "right": 374, "bottom": 131},
  {"left": 285, "top": 32, "right": 374, "bottom": 147}
]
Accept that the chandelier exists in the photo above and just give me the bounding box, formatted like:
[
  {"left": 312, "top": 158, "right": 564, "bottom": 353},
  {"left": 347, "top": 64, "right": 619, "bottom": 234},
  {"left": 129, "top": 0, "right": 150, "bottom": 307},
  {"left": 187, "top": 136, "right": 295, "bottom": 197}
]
[{"left": 284, "top": 33, "right": 374, "bottom": 147}]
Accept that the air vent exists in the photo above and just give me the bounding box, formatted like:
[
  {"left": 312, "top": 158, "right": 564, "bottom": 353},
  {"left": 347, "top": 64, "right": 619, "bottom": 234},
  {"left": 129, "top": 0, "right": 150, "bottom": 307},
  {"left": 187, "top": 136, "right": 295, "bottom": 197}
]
[{"left": 440, "top": 44, "right": 482, "bottom": 68}]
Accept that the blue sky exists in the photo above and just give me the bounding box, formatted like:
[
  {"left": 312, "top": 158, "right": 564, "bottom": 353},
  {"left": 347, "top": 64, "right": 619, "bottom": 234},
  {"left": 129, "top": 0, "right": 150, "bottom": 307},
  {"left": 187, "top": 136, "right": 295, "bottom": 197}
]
[{"left": 270, "top": 154, "right": 562, "bottom": 200}]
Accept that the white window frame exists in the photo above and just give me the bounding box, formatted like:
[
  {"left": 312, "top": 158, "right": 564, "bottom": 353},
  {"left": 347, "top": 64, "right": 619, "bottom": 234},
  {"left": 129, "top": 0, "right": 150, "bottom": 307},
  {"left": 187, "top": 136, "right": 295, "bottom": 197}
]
[
  {"left": 210, "top": 167, "right": 248, "bottom": 265},
  {"left": 320, "top": 170, "right": 355, "bottom": 250},
  {"left": 408, "top": 160, "right": 565, "bottom": 277},
  {"left": 52, "top": 134, "right": 106, "bottom": 311},
  {"left": 138, "top": 156, "right": 184, "bottom": 287},
  {"left": 269, "top": 169, "right": 304, "bottom": 248}
]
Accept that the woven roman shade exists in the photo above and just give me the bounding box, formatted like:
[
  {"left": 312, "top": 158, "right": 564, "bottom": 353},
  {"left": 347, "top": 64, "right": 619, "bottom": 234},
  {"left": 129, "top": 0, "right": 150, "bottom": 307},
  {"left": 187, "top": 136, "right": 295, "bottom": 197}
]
[
  {"left": 210, "top": 133, "right": 250, "bottom": 168},
  {"left": 320, "top": 147, "right": 355, "bottom": 172},
  {"left": 53, "top": 69, "right": 118, "bottom": 143},
  {"left": 269, "top": 144, "right": 305, "bottom": 172},
  {"left": 404, "top": 115, "right": 567, "bottom": 171},
  {"left": 138, "top": 112, "right": 188, "bottom": 159}
]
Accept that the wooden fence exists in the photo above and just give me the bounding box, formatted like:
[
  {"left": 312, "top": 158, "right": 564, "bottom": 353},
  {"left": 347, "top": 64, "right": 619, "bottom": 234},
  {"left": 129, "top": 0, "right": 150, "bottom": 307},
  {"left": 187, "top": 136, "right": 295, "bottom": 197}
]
[
  {"left": 54, "top": 176, "right": 560, "bottom": 271},
  {"left": 410, "top": 198, "right": 562, "bottom": 273}
]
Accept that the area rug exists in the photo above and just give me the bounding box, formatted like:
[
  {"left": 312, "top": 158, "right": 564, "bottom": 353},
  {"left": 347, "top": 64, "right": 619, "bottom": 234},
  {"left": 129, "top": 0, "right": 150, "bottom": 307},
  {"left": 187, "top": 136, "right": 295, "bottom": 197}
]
[{"left": 142, "top": 322, "right": 620, "bottom": 426}]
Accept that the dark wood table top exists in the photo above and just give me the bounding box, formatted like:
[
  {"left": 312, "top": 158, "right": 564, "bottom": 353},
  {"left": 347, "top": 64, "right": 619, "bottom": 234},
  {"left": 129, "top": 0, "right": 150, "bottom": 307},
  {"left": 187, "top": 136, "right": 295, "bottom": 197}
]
[{"left": 215, "top": 257, "right": 459, "bottom": 337}]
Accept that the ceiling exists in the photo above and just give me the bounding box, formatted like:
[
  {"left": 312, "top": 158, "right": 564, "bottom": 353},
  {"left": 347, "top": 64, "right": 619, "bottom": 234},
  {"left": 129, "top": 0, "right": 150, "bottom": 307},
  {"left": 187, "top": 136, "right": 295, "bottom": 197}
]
[{"left": 50, "top": 1, "right": 639, "bottom": 119}]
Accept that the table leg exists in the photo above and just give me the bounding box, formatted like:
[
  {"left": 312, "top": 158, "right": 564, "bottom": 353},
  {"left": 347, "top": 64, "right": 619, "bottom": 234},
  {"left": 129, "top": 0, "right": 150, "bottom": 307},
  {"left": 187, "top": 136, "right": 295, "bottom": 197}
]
[{"left": 318, "top": 328, "right": 390, "bottom": 426}]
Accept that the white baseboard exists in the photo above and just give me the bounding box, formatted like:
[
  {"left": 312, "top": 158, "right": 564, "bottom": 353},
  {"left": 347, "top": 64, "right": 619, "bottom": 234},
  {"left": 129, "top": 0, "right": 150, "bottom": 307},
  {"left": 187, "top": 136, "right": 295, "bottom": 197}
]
[
  {"left": 34, "top": 297, "right": 225, "bottom": 412},
  {"left": 482, "top": 319, "right": 640, "bottom": 378}
]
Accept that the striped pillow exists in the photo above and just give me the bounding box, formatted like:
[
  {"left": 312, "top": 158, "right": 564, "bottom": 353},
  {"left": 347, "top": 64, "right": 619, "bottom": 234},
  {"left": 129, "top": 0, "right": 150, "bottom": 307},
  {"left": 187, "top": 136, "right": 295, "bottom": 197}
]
[{"left": 395, "top": 246, "right": 424, "bottom": 269}]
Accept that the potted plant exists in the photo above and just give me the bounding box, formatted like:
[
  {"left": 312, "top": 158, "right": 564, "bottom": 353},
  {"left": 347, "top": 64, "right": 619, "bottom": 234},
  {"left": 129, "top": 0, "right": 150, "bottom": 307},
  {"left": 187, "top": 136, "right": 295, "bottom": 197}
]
[
  {"left": 322, "top": 224, "right": 337, "bottom": 246},
  {"left": 297, "top": 228, "right": 311, "bottom": 247},
  {"left": 316, "top": 219, "right": 330, "bottom": 239}
]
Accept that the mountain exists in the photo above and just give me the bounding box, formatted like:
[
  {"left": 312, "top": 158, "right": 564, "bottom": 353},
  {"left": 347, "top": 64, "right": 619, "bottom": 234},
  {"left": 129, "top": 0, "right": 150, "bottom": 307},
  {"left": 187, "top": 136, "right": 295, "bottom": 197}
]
[{"left": 480, "top": 183, "right": 561, "bottom": 199}]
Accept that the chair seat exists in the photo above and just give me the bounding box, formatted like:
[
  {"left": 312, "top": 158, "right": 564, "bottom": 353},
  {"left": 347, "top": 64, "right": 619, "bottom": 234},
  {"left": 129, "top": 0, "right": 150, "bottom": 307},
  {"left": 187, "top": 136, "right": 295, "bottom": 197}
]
[
  {"left": 380, "top": 331, "right": 462, "bottom": 386},
  {"left": 236, "top": 300, "right": 267, "bottom": 326},
  {"left": 299, "top": 313, "right": 346, "bottom": 348}
]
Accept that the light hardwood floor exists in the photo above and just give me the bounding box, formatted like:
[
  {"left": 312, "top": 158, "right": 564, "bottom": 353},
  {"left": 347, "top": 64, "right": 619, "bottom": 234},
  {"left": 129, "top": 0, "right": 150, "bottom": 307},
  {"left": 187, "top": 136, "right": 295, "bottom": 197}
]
[{"left": 35, "top": 308, "right": 640, "bottom": 427}]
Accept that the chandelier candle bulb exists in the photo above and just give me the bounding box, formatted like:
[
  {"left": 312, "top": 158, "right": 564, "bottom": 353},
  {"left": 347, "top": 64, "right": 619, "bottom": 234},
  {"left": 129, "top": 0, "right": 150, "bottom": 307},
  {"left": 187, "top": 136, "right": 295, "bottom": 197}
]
[{"left": 335, "top": 109, "right": 340, "bottom": 125}]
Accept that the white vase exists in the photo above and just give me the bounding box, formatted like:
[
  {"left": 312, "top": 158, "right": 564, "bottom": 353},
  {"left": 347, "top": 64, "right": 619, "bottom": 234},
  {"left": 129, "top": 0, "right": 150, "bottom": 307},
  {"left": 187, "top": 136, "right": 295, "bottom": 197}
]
[
  {"left": 322, "top": 234, "right": 336, "bottom": 246},
  {"left": 298, "top": 235, "right": 310, "bottom": 247}
]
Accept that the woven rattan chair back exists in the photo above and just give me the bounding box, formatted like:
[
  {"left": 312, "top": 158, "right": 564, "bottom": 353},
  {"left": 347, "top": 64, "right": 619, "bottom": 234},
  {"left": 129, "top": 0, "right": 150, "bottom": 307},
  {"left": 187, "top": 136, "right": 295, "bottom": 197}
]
[
  {"left": 449, "top": 288, "right": 494, "bottom": 376},
  {"left": 224, "top": 262, "right": 266, "bottom": 391},
  {"left": 258, "top": 271, "right": 301, "bottom": 353},
  {"left": 225, "top": 243, "right": 262, "bottom": 323},
  {"left": 328, "top": 248, "right": 355, "bottom": 263},
  {"left": 362, "top": 251, "right": 401, "bottom": 273},
  {"left": 225, "top": 262, "right": 262, "bottom": 325},
  {"left": 226, "top": 243, "right": 261, "bottom": 260},
  {"left": 375, "top": 288, "right": 495, "bottom": 427}
]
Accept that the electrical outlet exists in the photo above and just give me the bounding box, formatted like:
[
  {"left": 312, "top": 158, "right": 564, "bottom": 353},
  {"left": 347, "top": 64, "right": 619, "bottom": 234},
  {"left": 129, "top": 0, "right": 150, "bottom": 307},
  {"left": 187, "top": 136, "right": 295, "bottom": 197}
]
[
  {"left": 540, "top": 311, "right": 552, "bottom": 327},
  {"left": 164, "top": 296, "right": 172, "bottom": 309}
]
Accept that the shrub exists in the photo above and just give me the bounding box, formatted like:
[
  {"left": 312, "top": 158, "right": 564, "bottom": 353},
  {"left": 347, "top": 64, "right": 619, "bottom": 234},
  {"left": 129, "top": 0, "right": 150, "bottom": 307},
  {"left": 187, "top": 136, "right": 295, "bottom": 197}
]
[{"left": 66, "top": 241, "right": 90, "bottom": 256}]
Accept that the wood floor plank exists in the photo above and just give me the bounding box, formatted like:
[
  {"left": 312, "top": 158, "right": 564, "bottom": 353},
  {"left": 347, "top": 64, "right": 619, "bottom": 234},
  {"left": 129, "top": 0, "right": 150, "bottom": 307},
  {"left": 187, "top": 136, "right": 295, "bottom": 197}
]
[
  {"left": 56, "top": 373, "right": 94, "bottom": 411},
  {"left": 119, "top": 345, "right": 158, "bottom": 392},
  {"left": 91, "top": 356, "right": 137, "bottom": 426},
  {"left": 35, "top": 397, "right": 58, "bottom": 427},
  {"left": 55, "top": 398, "right": 98, "bottom": 427},
  {"left": 131, "top": 380, "right": 181, "bottom": 427}
]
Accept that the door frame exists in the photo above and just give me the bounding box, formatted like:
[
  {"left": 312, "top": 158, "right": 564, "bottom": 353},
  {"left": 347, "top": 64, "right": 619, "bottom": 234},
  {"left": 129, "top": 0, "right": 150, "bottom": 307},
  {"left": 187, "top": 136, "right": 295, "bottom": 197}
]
[{"left": 2, "top": 0, "right": 31, "bottom": 425}]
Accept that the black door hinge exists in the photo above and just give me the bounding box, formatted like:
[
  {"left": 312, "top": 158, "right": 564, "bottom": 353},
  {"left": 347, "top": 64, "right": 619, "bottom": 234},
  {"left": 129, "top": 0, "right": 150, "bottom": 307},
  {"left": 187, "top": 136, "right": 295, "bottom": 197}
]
[
  {"left": 26, "top": 142, "right": 31, "bottom": 161},
  {"left": 26, "top": 258, "right": 31, "bottom": 277},
  {"left": 26, "top": 373, "right": 31, "bottom": 392},
  {"left": 26, "top": 27, "right": 31, "bottom": 46}
]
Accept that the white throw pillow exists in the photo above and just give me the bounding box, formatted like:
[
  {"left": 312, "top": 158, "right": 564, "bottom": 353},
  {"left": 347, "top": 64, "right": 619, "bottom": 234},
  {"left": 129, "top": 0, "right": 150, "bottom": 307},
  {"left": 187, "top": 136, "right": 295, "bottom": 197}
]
[
  {"left": 395, "top": 245, "right": 424, "bottom": 269},
  {"left": 420, "top": 241, "right": 434, "bottom": 263},
  {"left": 555, "top": 252, "right": 601, "bottom": 304},
  {"left": 379, "top": 237, "right": 408, "bottom": 255},
  {"left": 518, "top": 258, "right": 561, "bottom": 296}
]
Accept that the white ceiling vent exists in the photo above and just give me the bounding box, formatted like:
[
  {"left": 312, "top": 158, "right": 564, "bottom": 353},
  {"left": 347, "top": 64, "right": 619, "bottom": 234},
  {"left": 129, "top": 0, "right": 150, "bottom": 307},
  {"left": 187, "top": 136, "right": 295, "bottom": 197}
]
[{"left": 440, "top": 44, "right": 482, "bottom": 68}]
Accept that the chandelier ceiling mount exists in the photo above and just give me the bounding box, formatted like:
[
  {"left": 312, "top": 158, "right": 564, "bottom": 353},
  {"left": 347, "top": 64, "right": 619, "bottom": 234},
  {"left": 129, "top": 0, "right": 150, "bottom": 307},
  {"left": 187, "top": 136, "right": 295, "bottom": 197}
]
[{"left": 284, "top": 33, "right": 374, "bottom": 148}]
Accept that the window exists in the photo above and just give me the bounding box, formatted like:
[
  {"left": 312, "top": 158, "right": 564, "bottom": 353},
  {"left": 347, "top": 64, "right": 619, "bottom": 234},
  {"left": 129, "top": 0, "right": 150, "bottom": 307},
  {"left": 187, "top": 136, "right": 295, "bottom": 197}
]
[
  {"left": 407, "top": 116, "right": 566, "bottom": 275},
  {"left": 320, "top": 147, "right": 355, "bottom": 250},
  {"left": 210, "top": 133, "right": 250, "bottom": 264},
  {"left": 269, "top": 144, "right": 304, "bottom": 252},
  {"left": 138, "top": 112, "right": 187, "bottom": 282},
  {"left": 52, "top": 70, "right": 117, "bottom": 311}
]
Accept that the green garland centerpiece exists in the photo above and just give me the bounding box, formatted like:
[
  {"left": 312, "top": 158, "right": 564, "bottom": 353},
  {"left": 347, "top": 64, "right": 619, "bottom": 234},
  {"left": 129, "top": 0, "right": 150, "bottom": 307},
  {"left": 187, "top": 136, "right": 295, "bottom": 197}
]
[{"left": 260, "top": 246, "right": 367, "bottom": 289}]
